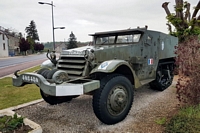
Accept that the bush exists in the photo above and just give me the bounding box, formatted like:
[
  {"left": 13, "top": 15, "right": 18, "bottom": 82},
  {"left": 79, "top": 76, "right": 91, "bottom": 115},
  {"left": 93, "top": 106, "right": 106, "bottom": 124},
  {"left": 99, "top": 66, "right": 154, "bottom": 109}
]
[
  {"left": 165, "top": 105, "right": 200, "bottom": 133},
  {"left": 0, "top": 113, "right": 23, "bottom": 132},
  {"left": 175, "top": 36, "right": 200, "bottom": 105},
  {"left": 165, "top": 115, "right": 200, "bottom": 133}
]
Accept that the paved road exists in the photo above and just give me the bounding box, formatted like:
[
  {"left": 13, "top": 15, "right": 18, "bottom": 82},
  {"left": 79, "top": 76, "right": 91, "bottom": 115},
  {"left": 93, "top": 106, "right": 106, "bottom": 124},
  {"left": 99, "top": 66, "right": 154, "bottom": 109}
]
[
  {"left": 0, "top": 54, "right": 48, "bottom": 77},
  {"left": 0, "top": 54, "right": 47, "bottom": 68}
]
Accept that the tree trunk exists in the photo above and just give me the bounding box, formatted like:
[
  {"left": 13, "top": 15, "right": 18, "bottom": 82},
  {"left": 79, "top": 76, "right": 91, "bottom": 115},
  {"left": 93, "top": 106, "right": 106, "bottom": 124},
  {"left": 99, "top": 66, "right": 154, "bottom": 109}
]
[
  {"left": 162, "top": 2, "right": 171, "bottom": 16},
  {"left": 175, "top": 0, "right": 183, "bottom": 19},
  {"left": 166, "top": 23, "right": 172, "bottom": 34},
  {"left": 192, "top": 1, "right": 200, "bottom": 18},
  {"left": 184, "top": 3, "right": 191, "bottom": 21},
  {"left": 197, "top": 15, "right": 200, "bottom": 20}
]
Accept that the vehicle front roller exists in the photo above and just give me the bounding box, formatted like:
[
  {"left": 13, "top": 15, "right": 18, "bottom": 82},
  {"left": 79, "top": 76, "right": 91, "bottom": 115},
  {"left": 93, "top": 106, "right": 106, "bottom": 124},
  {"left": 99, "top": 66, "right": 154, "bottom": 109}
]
[
  {"left": 92, "top": 74, "right": 134, "bottom": 125},
  {"left": 38, "top": 69, "right": 79, "bottom": 105},
  {"left": 40, "top": 90, "right": 75, "bottom": 105}
]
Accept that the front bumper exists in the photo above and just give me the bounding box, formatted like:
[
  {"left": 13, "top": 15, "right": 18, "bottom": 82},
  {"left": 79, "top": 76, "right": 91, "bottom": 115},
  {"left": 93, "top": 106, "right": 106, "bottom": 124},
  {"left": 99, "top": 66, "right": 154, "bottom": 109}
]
[{"left": 12, "top": 73, "right": 100, "bottom": 96}]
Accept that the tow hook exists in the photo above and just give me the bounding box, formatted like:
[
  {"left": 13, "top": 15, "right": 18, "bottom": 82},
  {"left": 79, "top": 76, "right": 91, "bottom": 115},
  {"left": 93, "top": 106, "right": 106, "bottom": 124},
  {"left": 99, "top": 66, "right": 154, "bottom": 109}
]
[{"left": 14, "top": 70, "right": 20, "bottom": 77}]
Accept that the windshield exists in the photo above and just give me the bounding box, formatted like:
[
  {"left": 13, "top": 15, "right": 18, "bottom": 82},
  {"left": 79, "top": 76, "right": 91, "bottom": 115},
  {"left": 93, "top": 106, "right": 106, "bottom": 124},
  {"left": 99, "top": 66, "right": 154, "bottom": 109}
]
[
  {"left": 117, "top": 34, "right": 141, "bottom": 43},
  {"left": 95, "top": 33, "right": 141, "bottom": 45},
  {"left": 96, "top": 36, "right": 115, "bottom": 45}
]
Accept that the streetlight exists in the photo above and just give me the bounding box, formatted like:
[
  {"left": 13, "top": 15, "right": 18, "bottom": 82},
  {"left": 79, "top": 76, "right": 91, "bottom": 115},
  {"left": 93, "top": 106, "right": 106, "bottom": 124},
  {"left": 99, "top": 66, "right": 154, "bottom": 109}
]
[{"left": 38, "top": 1, "right": 65, "bottom": 50}]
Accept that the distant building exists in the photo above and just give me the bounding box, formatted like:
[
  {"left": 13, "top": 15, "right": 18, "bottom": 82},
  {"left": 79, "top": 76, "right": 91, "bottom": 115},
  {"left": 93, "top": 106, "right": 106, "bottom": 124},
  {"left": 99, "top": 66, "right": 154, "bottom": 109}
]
[
  {"left": 55, "top": 42, "right": 67, "bottom": 53},
  {"left": 0, "top": 26, "right": 20, "bottom": 57},
  {"left": 0, "top": 29, "right": 9, "bottom": 57},
  {"left": 7, "top": 34, "right": 20, "bottom": 56}
]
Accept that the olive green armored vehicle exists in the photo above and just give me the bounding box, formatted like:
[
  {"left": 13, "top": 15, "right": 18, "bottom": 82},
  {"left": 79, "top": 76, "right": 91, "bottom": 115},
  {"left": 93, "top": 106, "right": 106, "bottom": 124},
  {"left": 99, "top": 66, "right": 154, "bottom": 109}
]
[{"left": 13, "top": 26, "right": 178, "bottom": 124}]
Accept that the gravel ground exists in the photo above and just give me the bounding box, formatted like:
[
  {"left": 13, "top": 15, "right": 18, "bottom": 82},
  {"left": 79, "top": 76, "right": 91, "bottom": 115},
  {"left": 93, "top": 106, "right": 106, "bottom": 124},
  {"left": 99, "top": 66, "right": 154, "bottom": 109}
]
[{"left": 15, "top": 76, "right": 179, "bottom": 133}]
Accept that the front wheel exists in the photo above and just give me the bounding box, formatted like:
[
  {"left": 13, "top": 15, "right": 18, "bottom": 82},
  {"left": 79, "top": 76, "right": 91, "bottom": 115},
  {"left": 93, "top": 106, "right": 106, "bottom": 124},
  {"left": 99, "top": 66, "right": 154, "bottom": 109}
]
[{"left": 92, "top": 74, "right": 134, "bottom": 125}]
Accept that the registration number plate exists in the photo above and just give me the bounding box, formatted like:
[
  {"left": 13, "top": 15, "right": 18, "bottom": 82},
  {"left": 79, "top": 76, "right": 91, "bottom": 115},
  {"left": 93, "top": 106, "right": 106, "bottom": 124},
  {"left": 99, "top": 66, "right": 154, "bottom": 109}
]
[{"left": 22, "top": 75, "right": 39, "bottom": 83}]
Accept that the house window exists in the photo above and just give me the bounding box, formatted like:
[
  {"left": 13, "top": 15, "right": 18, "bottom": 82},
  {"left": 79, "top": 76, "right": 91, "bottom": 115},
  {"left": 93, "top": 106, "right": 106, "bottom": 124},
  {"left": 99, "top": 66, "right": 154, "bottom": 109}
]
[
  {"left": 3, "top": 43, "right": 5, "bottom": 50},
  {"left": 3, "top": 34, "right": 5, "bottom": 40}
]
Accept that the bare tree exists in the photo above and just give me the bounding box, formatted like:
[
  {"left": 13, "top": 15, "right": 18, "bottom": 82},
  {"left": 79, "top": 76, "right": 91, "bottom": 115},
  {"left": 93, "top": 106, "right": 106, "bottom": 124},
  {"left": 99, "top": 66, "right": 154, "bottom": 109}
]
[{"left": 162, "top": 0, "right": 200, "bottom": 42}]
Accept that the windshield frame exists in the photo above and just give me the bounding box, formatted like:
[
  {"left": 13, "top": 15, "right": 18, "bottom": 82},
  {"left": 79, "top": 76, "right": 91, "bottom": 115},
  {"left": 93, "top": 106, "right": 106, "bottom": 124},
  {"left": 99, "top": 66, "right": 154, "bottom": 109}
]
[{"left": 94, "top": 31, "right": 143, "bottom": 45}]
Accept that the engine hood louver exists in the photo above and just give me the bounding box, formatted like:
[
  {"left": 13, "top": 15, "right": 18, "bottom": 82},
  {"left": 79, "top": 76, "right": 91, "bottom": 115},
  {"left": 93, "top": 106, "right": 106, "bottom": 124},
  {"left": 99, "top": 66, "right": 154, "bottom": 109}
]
[{"left": 57, "top": 56, "right": 86, "bottom": 79}]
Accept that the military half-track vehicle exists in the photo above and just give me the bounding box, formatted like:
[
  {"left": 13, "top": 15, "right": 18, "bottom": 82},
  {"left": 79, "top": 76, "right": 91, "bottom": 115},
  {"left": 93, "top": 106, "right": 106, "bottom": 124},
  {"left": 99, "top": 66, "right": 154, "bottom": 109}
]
[{"left": 13, "top": 26, "right": 178, "bottom": 125}]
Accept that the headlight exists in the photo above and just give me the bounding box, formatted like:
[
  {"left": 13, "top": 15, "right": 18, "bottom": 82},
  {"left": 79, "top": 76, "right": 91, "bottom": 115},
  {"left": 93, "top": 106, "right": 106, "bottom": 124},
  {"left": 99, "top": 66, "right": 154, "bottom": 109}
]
[{"left": 85, "top": 49, "right": 95, "bottom": 61}]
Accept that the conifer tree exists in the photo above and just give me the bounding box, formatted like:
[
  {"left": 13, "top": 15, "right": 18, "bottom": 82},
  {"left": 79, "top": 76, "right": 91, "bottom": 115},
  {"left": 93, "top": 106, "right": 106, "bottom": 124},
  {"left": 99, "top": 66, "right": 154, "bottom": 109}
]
[
  {"left": 25, "top": 20, "right": 39, "bottom": 42},
  {"left": 67, "top": 31, "right": 78, "bottom": 49}
]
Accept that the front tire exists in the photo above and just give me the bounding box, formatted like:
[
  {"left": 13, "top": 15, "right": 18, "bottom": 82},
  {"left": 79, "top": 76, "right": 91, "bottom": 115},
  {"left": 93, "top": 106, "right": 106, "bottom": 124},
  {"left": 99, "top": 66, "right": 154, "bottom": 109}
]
[{"left": 92, "top": 74, "right": 134, "bottom": 125}]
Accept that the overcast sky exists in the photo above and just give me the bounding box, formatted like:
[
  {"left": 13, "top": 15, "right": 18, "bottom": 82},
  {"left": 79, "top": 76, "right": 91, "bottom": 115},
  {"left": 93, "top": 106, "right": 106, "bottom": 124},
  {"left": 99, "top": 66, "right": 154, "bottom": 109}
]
[{"left": 0, "top": 0, "right": 199, "bottom": 42}]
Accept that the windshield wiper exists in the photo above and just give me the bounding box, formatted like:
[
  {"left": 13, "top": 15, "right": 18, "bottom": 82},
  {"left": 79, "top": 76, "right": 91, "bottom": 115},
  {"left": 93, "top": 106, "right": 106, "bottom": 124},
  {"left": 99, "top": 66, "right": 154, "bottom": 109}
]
[{"left": 101, "top": 40, "right": 108, "bottom": 45}]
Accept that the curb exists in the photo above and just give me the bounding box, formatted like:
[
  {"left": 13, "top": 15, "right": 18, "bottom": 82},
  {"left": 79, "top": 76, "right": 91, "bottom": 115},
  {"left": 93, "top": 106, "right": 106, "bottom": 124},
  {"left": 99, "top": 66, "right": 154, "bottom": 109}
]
[
  {"left": 0, "top": 53, "right": 44, "bottom": 60},
  {"left": 0, "top": 99, "right": 44, "bottom": 133},
  {"left": 6, "top": 99, "right": 44, "bottom": 111}
]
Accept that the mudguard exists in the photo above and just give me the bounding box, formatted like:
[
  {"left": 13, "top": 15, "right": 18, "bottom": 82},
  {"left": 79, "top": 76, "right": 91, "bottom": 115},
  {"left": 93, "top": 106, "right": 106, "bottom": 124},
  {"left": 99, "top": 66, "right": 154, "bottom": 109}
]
[
  {"left": 41, "top": 60, "right": 55, "bottom": 69},
  {"left": 90, "top": 60, "right": 142, "bottom": 88}
]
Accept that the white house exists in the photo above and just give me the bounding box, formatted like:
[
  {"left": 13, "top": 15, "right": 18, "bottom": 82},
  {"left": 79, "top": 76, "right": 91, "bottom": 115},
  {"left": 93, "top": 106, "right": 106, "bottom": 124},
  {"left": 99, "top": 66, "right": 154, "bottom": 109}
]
[
  {"left": 0, "top": 30, "right": 9, "bottom": 57},
  {"left": 0, "top": 26, "right": 20, "bottom": 57}
]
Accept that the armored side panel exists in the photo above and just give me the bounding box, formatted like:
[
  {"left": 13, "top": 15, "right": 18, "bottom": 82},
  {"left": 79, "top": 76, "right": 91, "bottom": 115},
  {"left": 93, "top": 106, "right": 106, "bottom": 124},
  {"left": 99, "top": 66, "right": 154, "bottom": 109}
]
[{"left": 147, "top": 31, "right": 178, "bottom": 60}]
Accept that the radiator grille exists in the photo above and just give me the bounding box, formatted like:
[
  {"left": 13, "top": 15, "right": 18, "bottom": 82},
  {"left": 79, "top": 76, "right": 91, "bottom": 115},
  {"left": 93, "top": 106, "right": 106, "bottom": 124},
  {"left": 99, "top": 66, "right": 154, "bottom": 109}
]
[{"left": 57, "top": 56, "right": 86, "bottom": 79}]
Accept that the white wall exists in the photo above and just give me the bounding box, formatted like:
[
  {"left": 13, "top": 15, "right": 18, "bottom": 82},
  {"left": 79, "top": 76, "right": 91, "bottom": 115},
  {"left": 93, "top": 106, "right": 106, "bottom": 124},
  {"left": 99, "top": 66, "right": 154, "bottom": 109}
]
[{"left": 0, "top": 33, "right": 9, "bottom": 57}]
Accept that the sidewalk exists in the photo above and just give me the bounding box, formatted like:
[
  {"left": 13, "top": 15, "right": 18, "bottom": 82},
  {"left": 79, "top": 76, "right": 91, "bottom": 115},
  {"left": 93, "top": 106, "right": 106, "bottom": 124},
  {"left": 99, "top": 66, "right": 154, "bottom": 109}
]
[
  {"left": 0, "top": 54, "right": 40, "bottom": 60},
  {"left": 0, "top": 55, "right": 22, "bottom": 60}
]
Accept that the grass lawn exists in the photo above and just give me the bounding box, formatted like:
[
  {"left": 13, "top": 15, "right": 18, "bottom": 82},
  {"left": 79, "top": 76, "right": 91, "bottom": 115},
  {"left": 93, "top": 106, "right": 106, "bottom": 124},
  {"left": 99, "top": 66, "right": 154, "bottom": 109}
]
[
  {"left": 165, "top": 104, "right": 200, "bottom": 133},
  {"left": 0, "top": 66, "right": 42, "bottom": 110}
]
